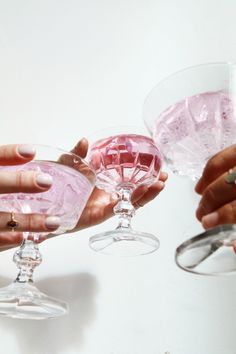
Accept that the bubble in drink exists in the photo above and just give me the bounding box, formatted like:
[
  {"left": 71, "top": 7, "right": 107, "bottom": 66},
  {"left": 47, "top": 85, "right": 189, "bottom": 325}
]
[
  {"left": 0, "top": 161, "right": 93, "bottom": 234},
  {"left": 153, "top": 91, "right": 236, "bottom": 180}
]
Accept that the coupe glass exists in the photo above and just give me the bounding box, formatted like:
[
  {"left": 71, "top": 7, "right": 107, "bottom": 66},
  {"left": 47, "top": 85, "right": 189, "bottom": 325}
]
[
  {"left": 0, "top": 145, "right": 95, "bottom": 319},
  {"left": 143, "top": 62, "right": 236, "bottom": 274},
  {"left": 87, "top": 127, "right": 163, "bottom": 256}
]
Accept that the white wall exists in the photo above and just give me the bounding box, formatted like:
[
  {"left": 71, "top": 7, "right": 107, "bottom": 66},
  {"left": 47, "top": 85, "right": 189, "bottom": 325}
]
[{"left": 0, "top": 1, "right": 236, "bottom": 353}]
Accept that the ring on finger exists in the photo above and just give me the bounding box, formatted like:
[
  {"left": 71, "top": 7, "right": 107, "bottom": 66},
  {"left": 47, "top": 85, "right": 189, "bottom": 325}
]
[
  {"left": 6, "top": 212, "right": 19, "bottom": 232},
  {"left": 225, "top": 169, "right": 236, "bottom": 184}
]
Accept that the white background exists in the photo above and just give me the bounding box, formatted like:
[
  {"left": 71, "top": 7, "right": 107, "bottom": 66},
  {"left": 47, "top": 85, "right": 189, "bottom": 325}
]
[{"left": 0, "top": 1, "right": 236, "bottom": 353}]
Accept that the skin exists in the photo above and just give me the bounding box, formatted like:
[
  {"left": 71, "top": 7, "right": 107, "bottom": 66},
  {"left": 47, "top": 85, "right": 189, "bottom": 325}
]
[
  {"left": 0, "top": 144, "right": 60, "bottom": 250},
  {"left": 70, "top": 138, "right": 168, "bottom": 231},
  {"left": 195, "top": 144, "right": 236, "bottom": 230},
  {"left": 0, "top": 140, "right": 168, "bottom": 250}
]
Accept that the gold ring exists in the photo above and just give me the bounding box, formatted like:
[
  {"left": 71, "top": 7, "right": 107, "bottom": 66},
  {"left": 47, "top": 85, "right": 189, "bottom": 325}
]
[
  {"left": 225, "top": 169, "right": 236, "bottom": 184},
  {"left": 6, "top": 212, "right": 19, "bottom": 231}
]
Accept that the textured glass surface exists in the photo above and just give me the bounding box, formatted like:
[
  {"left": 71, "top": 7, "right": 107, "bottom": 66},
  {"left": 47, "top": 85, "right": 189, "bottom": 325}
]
[
  {"left": 0, "top": 161, "right": 93, "bottom": 234},
  {"left": 153, "top": 91, "right": 236, "bottom": 180},
  {"left": 88, "top": 134, "right": 162, "bottom": 192}
]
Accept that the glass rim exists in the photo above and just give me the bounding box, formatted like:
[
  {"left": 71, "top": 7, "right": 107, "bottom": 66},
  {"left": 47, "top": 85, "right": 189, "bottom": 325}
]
[
  {"left": 143, "top": 61, "right": 232, "bottom": 106},
  {"left": 142, "top": 61, "right": 234, "bottom": 133},
  {"left": 175, "top": 224, "right": 236, "bottom": 276},
  {"left": 22, "top": 142, "right": 89, "bottom": 165},
  {"left": 86, "top": 125, "right": 154, "bottom": 146},
  {"left": 16, "top": 143, "right": 96, "bottom": 184}
]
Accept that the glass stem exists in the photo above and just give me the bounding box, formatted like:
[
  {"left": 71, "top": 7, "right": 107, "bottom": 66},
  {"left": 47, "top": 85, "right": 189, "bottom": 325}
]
[
  {"left": 113, "top": 186, "right": 135, "bottom": 230},
  {"left": 13, "top": 233, "right": 42, "bottom": 284}
]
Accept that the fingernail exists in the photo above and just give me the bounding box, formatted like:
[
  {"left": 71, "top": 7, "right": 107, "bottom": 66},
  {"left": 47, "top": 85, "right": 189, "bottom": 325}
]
[
  {"left": 161, "top": 172, "right": 168, "bottom": 179},
  {"left": 201, "top": 212, "right": 219, "bottom": 228},
  {"left": 36, "top": 173, "right": 53, "bottom": 187},
  {"left": 45, "top": 216, "right": 61, "bottom": 229},
  {"left": 17, "top": 144, "right": 36, "bottom": 158}
]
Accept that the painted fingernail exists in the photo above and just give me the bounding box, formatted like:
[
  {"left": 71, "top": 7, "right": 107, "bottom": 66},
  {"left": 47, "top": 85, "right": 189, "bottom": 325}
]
[
  {"left": 45, "top": 216, "right": 61, "bottom": 229},
  {"left": 36, "top": 173, "right": 53, "bottom": 187},
  {"left": 201, "top": 212, "right": 219, "bottom": 228},
  {"left": 17, "top": 144, "right": 36, "bottom": 158}
]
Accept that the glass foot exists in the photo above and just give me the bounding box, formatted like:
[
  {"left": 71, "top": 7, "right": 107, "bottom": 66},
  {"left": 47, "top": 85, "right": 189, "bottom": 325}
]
[
  {"left": 89, "top": 229, "right": 159, "bottom": 256},
  {"left": 175, "top": 224, "right": 236, "bottom": 275},
  {"left": 0, "top": 282, "right": 68, "bottom": 320}
]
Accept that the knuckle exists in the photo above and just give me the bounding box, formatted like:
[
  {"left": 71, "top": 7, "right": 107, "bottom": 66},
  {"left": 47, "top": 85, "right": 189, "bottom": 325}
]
[
  {"left": 218, "top": 201, "right": 236, "bottom": 224},
  {"left": 24, "top": 214, "right": 31, "bottom": 231},
  {"left": 16, "top": 171, "right": 24, "bottom": 188},
  {"left": 203, "top": 187, "right": 218, "bottom": 205}
]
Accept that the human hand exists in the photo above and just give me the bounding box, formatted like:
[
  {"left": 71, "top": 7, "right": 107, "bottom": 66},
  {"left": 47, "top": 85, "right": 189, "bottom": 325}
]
[
  {"left": 70, "top": 138, "right": 168, "bottom": 231},
  {"left": 195, "top": 144, "right": 236, "bottom": 229},
  {"left": 0, "top": 144, "right": 60, "bottom": 250}
]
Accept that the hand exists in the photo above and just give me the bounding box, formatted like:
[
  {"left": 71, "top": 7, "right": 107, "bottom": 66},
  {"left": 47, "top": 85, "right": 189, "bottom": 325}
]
[
  {"left": 195, "top": 144, "right": 236, "bottom": 229},
  {"left": 0, "top": 144, "right": 60, "bottom": 250},
  {"left": 70, "top": 139, "right": 168, "bottom": 231}
]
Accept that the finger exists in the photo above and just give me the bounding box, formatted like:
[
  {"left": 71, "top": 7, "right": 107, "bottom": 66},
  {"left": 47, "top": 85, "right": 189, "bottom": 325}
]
[
  {"left": 201, "top": 201, "right": 236, "bottom": 229},
  {"left": 132, "top": 180, "right": 166, "bottom": 208},
  {"left": 159, "top": 171, "right": 168, "bottom": 182},
  {"left": 0, "top": 212, "right": 61, "bottom": 232},
  {"left": 71, "top": 138, "right": 88, "bottom": 158},
  {"left": 0, "top": 171, "right": 53, "bottom": 193},
  {"left": 0, "top": 144, "right": 36, "bottom": 166},
  {"left": 0, "top": 231, "right": 23, "bottom": 250},
  {"left": 196, "top": 171, "right": 236, "bottom": 220},
  {"left": 195, "top": 144, "right": 236, "bottom": 194},
  {"left": 131, "top": 171, "right": 167, "bottom": 206},
  {"left": 132, "top": 172, "right": 168, "bottom": 203}
]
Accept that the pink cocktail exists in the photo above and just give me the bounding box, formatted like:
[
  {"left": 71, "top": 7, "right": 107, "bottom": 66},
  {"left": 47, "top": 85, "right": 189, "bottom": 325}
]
[
  {"left": 143, "top": 62, "right": 236, "bottom": 275},
  {"left": 0, "top": 160, "right": 94, "bottom": 234},
  {"left": 89, "top": 134, "right": 161, "bottom": 192},
  {"left": 153, "top": 91, "right": 236, "bottom": 180},
  {"left": 88, "top": 130, "right": 162, "bottom": 256},
  {"left": 0, "top": 145, "right": 95, "bottom": 319}
]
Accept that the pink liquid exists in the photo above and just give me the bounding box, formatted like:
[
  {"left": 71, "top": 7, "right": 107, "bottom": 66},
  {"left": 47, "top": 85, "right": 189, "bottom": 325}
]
[
  {"left": 88, "top": 134, "right": 162, "bottom": 192},
  {"left": 0, "top": 161, "right": 93, "bottom": 234},
  {"left": 153, "top": 91, "right": 236, "bottom": 179}
]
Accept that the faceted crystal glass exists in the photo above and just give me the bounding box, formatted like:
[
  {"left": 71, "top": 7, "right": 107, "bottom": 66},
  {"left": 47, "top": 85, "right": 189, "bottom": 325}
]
[
  {"left": 0, "top": 145, "right": 95, "bottom": 319},
  {"left": 143, "top": 62, "right": 236, "bottom": 274},
  {"left": 87, "top": 127, "right": 163, "bottom": 256}
]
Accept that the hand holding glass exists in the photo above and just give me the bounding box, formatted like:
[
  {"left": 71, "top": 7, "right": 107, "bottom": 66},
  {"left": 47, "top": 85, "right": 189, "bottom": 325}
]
[
  {"left": 87, "top": 128, "right": 162, "bottom": 256},
  {"left": 143, "top": 63, "right": 236, "bottom": 274},
  {"left": 0, "top": 145, "right": 95, "bottom": 319}
]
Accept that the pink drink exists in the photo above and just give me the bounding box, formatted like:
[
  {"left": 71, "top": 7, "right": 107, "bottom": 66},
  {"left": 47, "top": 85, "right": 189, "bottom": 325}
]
[
  {"left": 153, "top": 91, "right": 236, "bottom": 179},
  {"left": 88, "top": 134, "right": 162, "bottom": 192},
  {"left": 0, "top": 161, "right": 93, "bottom": 234}
]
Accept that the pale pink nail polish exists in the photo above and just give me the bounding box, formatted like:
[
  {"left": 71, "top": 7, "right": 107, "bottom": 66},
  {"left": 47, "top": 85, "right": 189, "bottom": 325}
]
[
  {"left": 202, "top": 212, "right": 219, "bottom": 228},
  {"left": 36, "top": 173, "right": 53, "bottom": 187},
  {"left": 45, "top": 216, "right": 61, "bottom": 229},
  {"left": 17, "top": 144, "right": 36, "bottom": 157}
]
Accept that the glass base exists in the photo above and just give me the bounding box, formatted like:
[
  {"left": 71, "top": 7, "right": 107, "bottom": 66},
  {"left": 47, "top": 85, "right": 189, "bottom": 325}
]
[
  {"left": 89, "top": 228, "right": 159, "bottom": 256},
  {"left": 175, "top": 224, "right": 236, "bottom": 275},
  {"left": 0, "top": 282, "right": 68, "bottom": 320}
]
